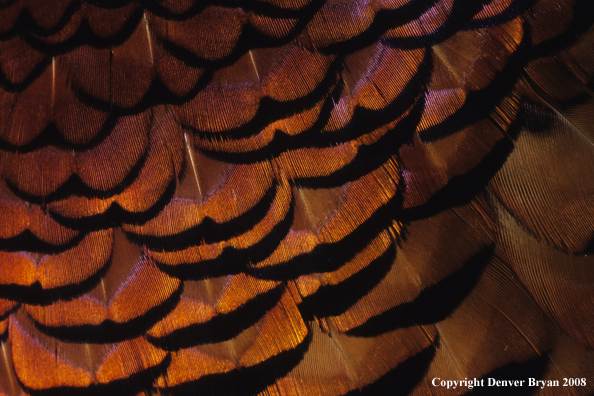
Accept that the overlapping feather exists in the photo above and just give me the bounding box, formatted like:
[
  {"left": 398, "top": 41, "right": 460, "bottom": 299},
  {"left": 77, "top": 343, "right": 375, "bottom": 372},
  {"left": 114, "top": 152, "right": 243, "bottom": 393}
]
[{"left": 1, "top": 0, "right": 594, "bottom": 395}]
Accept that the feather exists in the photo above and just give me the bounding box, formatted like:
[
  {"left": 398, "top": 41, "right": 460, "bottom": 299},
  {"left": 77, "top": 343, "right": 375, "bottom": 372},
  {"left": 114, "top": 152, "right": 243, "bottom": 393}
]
[{"left": 1, "top": 0, "right": 594, "bottom": 395}]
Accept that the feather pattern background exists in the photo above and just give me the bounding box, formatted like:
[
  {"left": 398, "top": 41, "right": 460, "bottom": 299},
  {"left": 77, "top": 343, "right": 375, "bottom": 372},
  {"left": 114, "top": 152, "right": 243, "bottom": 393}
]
[{"left": 1, "top": 0, "right": 594, "bottom": 395}]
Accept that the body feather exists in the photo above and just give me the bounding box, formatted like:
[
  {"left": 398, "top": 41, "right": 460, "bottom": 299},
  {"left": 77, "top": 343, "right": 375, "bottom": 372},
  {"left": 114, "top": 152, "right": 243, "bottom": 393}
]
[{"left": 1, "top": 0, "right": 594, "bottom": 395}]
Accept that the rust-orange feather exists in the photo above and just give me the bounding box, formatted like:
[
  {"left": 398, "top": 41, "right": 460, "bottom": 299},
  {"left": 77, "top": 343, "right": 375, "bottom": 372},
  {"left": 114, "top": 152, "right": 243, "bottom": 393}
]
[{"left": 1, "top": 0, "right": 594, "bottom": 395}]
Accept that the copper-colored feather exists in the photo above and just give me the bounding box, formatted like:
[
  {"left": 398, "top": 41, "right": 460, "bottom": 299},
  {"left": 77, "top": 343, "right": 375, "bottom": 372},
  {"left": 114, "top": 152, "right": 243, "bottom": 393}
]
[{"left": 1, "top": 0, "right": 594, "bottom": 395}]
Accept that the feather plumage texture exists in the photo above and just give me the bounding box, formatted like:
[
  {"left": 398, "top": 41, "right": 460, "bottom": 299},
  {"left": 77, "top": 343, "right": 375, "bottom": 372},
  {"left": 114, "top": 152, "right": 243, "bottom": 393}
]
[{"left": 1, "top": 0, "right": 594, "bottom": 395}]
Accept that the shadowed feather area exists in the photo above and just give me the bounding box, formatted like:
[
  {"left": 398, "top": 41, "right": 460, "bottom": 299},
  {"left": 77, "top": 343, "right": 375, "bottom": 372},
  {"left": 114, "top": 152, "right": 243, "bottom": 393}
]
[{"left": 1, "top": 0, "right": 594, "bottom": 395}]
